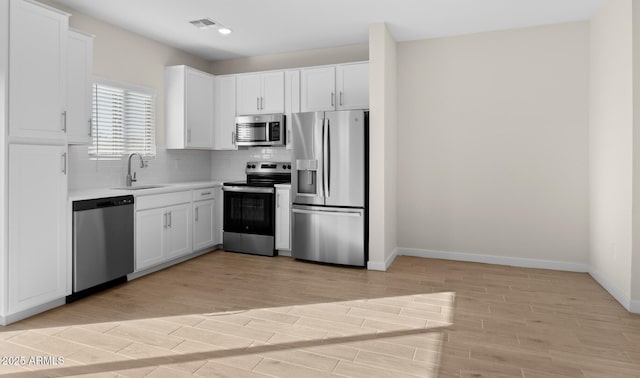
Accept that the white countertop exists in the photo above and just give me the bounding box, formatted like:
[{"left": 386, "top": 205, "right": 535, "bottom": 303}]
[{"left": 68, "top": 180, "right": 224, "bottom": 202}]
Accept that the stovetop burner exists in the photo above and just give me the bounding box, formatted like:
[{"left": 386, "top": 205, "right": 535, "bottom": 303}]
[
  {"left": 223, "top": 161, "right": 292, "bottom": 188},
  {"left": 223, "top": 180, "right": 283, "bottom": 188}
]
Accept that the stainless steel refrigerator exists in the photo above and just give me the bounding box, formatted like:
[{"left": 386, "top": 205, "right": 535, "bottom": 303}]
[{"left": 291, "top": 110, "right": 368, "bottom": 266}]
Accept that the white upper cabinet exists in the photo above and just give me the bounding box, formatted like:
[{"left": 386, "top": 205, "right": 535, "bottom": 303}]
[
  {"left": 165, "top": 65, "right": 215, "bottom": 149},
  {"left": 301, "top": 66, "right": 336, "bottom": 112},
  {"left": 66, "top": 29, "right": 93, "bottom": 144},
  {"left": 284, "top": 70, "right": 300, "bottom": 149},
  {"left": 236, "top": 71, "right": 284, "bottom": 115},
  {"left": 9, "top": 0, "right": 69, "bottom": 140},
  {"left": 300, "top": 62, "right": 369, "bottom": 112},
  {"left": 261, "top": 72, "right": 285, "bottom": 114},
  {"left": 213, "top": 75, "right": 238, "bottom": 150},
  {"left": 236, "top": 73, "right": 261, "bottom": 115},
  {"left": 336, "top": 62, "right": 369, "bottom": 110}
]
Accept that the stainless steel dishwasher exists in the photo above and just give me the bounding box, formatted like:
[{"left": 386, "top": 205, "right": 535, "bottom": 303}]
[{"left": 70, "top": 195, "right": 134, "bottom": 301}]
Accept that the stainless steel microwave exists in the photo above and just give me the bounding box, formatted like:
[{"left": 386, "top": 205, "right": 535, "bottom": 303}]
[{"left": 235, "top": 114, "right": 285, "bottom": 147}]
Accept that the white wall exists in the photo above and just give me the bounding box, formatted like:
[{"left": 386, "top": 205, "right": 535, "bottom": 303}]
[
  {"left": 633, "top": 0, "right": 640, "bottom": 306},
  {"left": 210, "top": 44, "right": 368, "bottom": 75},
  {"left": 0, "top": 0, "right": 8, "bottom": 318},
  {"left": 48, "top": 3, "right": 214, "bottom": 190},
  {"left": 396, "top": 22, "right": 590, "bottom": 265},
  {"left": 368, "top": 23, "right": 398, "bottom": 269},
  {"left": 589, "top": 0, "right": 634, "bottom": 304}
]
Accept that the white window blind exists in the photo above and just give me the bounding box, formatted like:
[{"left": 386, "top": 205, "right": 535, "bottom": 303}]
[{"left": 90, "top": 82, "right": 156, "bottom": 158}]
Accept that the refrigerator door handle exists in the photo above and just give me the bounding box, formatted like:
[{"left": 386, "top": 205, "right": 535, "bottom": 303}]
[
  {"left": 326, "top": 118, "right": 331, "bottom": 198},
  {"left": 323, "top": 118, "right": 330, "bottom": 198},
  {"left": 292, "top": 208, "right": 362, "bottom": 217}
]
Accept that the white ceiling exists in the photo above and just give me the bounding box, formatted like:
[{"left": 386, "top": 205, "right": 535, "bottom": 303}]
[{"left": 53, "top": 0, "right": 604, "bottom": 61}]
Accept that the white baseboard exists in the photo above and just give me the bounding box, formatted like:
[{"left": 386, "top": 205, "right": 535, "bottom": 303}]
[
  {"left": 367, "top": 248, "right": 398, "bottom": 271},
  {"left": 631, "top": 299, "right": 640, "bottom": 313},
  {"left": 397, "top": 248, "right": 589, "bottom": 272},
  {"left": 588, "top": 269, "right": 633, "bottom": 312},
  {"left": 1, "top": 298, "right": 66, "bottom": 326},
  {"left": 394, "top": 247, "right": 640, "bottom": 314},
  {"left": 128, "top": 247, "right": 216, "bottom": 281}
]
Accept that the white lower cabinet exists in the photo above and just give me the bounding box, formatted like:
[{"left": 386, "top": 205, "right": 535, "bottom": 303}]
[
  {"left": 214, "top": 187, "right": 223, "bottom": 245},
  {"left": 135, "top": 207, "right": 166, "bottom": 270},
  {"left": 275, "top": 185, "right": 291, "bottom": 251},
  {"left": 135, "top": 191, "right": 192, "bottom": 271},
  {"left": 164, "top": 203, "right": 192, "bottom": 259},
  {"left": 135, "top": 188, "right": 222, "bottom": 272},
  {"left": 8, "top": 144, "right": 68, "bottom": 314},
  {"left": 193, "top": 199, "right": 215, "bottom": 251}
]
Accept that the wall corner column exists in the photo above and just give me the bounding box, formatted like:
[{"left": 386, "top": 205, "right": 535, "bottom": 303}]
[{"left": 368, "top": 22, "right": 398, "bottom": 271}]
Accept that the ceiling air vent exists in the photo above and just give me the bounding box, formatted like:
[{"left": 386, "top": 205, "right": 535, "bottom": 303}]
[{"left": 189, "top": 18, "right": 217, "bottom": 29}]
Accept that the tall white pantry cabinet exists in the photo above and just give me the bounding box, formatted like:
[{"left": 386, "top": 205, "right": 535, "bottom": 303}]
[{"left": 0, "top": 0, "right": 73, "bottom": 325}]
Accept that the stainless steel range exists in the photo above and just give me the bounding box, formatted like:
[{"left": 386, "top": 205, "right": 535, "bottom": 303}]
[{"left": 223, "top": 162, "right": 292, "bottom": 256}]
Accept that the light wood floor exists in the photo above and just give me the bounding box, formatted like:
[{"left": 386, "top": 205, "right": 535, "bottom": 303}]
[{"left": 1, "top": 250, "right": 640, "bottom": 377}]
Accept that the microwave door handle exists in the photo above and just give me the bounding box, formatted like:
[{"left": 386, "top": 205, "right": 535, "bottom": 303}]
[{"left": 265, "top": 122, "right": 270, "bottom": 143}]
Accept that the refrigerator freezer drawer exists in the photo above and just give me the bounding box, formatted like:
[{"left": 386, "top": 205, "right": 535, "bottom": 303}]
[{"left": 292, "top": 205, "right": 365, "bottom": 266}]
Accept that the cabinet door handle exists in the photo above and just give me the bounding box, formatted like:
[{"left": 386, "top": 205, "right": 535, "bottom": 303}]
[
  {"left": 163, "top": 213, "right": 167, "bottom": 228},
  {"left": 61, "top": 152, "right": 67, "bottom": 174},
  {"left": 232, "top": 131, "right": 236, "bottom": 145},
  {"left": 201, "top": 192, "right": 211, "bottom": 196},
  {"left": 61, "top": 111, "right": 67, "bottom": 132},
  {"left": 340, "top": 91, "right": 343, "bottom": 106},
  {"left": 195, "top": 207, "right": 199, "bottom": 222},
  {"left": 261, "top": 96, "right": 264, "bottom": 110},
  {"left": 257, "top": 97, "right": 260, "bottom": 111},
  {"left": 167, "top": 211, "right": 172, "bottom": 228},
  {"left": 331, "top": 92, "right": 334, "bottom": 107}
]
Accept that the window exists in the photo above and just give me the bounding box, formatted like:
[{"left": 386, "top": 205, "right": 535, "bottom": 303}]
[{"left": 90, "top": 80, "right": 156, "bottom": 158}]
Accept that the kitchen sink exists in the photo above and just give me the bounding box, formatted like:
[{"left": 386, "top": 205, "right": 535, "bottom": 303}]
[{"left": 111, "top": 185, "right": 168, "bottom": 190}]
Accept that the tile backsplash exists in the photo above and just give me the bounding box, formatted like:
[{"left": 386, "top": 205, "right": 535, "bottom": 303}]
[
  {"left": 68, "top": 145, "right": 213, "bottom": 190},
  {"left": 68, "top": 145, "right": 292, "bottom": 190},
  {"left": 211, "top": 147, "right": 292, "bottom": 181}
]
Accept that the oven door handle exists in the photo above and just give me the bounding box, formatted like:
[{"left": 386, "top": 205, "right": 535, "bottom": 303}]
[
  {"left": 222, "top": 186, "right": 275, "bottom": 194},
  {"left": 292, "top": 208, "right": 362, "bottom": 217}
]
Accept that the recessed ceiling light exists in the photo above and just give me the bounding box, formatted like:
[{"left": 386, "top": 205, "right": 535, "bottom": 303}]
[{"left": 218, "top": 27, "right": 232, "bottom": 35}]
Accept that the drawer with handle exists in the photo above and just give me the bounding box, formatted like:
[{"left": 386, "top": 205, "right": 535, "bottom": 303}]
[{"left": 193, "top": 187, "right": 216, "bottom": 201}]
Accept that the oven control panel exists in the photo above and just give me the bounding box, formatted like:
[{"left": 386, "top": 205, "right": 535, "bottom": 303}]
[{"left": 246, "top": 161, "right": 292, "bottom": 174}]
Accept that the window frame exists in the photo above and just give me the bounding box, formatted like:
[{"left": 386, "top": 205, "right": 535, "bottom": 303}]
[{"left": 90, "top": 77, "right": 157, "bottom": 160}]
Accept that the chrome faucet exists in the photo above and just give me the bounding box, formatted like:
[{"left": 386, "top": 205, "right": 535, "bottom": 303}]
[{"left": 126, "top": 153, "right": 146, "bottom": 187}]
